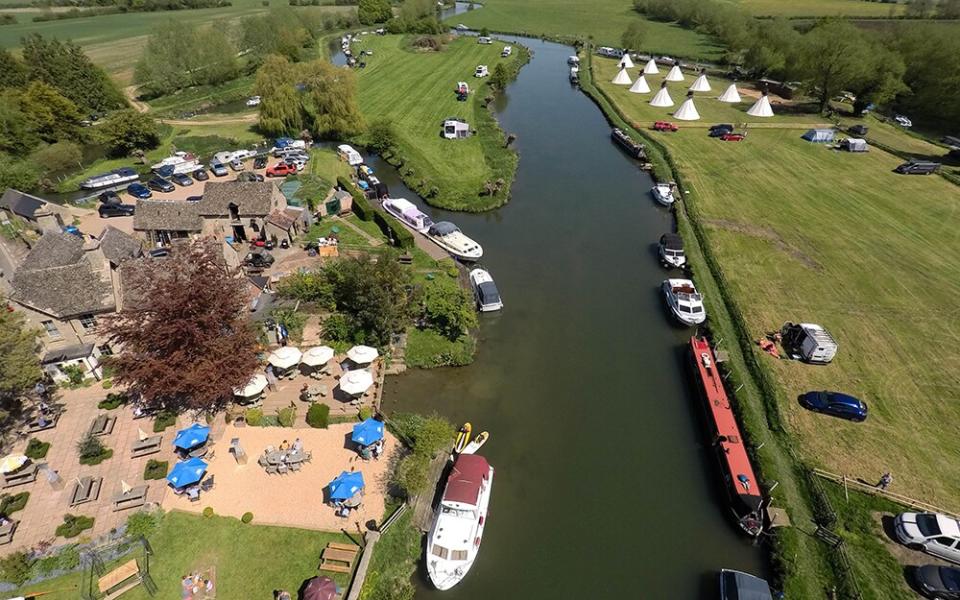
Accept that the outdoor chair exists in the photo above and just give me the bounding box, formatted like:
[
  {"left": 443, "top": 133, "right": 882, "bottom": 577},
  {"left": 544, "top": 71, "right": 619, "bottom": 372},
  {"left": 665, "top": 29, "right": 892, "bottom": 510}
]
[
  {"left": 265, "top": 465, "right": 278, "bottom": 475},
  {"left": 200, "top": 475, "right": 215, "bottom": 492},
  {"left": 258, "top": 455, "right": 268, "bottom": 467},
  {"left": 89, "top": 414, "right": 116, "bottom": 437},
  {"left": 3, "top": 462, "right": 39, "bottom": 489},
  {"left": 187, "top": 488, "right": 200, "bottom": 502},
  {"left": 277, "top": 464, "right": 288, "bottom": 475},
  {"left": 26, "top": 411, "right": 60, "bottom": 433},
  {"left": 0, "top": 520, "right": 18, "bottom": 545},
  {"left": 130, "top": 435, "right": 162, "bottom": 458},
  {"left": 289, "top": 462, "right": 301, "bottom": 472}
]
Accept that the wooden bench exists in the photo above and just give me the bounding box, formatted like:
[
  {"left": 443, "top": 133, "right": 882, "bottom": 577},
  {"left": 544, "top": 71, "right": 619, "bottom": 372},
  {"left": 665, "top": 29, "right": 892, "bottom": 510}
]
[
  {"left": 90, "top": 414, "right": 116, "bottom": 437},
  {"left": 319, "top": 543, "right": 359, "bottom": 574},
  {"left": 130, "top": 435, "right": 163, "bottom": 458},
  {"left": 2, "top": 462, "right": 39, "bottom": 488},
  {"left": 0, "top": 519, "right": 17, "bottom": 545},
  {"left": 26, "top": 411, "right": 61, "bottom": 433},
  {"left": 113, "top": 484, "right": 148, "bottom": 512},
  {"left": 70, "top": 476, "right": 103, "bottom": 507}
]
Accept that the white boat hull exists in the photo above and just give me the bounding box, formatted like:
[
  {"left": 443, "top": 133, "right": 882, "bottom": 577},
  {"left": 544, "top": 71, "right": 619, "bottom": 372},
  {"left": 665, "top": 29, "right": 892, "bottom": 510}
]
[
  {"left": 429, "top": 236, "right": 483, "bottom": 262},
  {"left": 81, "top": 174, "right": 139, "bottom": 190},
  {"left": 382, "top": 201, "right": 430, "bottom": 234},
  {"left": 652, "top": 188, "right": 675, "bottom": 206},
  {"left": 670, "top": 306, "right": 706, "bottom": 326}
]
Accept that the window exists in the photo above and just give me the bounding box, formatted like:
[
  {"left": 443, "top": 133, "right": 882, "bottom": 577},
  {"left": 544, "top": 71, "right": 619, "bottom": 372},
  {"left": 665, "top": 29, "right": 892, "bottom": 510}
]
[
  {"left": 935, "top": 536, "right": 956, "bottom": 547},
  {"left": 42, "top": 320, "right": 61, "bottom": 339},
  {"left": 430, "top": 545, "right": 449, "bottom": 559},
  {"left": 79, "top": 314, "right": 96, "bottom": 330},
  {"left": 451, "top": 549, "right": 468, "bottom": 561},
  {"left": 97, "top": 344, "right": 113, "bottom": 356}
]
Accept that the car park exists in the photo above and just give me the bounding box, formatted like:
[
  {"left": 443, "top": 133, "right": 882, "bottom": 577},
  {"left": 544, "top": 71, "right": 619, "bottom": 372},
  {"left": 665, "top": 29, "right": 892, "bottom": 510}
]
[
  {"left": 98, "top": 203, "right": 135, "bottom": 218},
  {"left": 266, "top": 163, "right": 297, "bottom": 177},
  {"left": 896, "top": 513, "right": 960, "bottom": 564},
  {"left": 98, "top": 191, "right": 121, "bottom": 205},
  {"left": 913, "top": 565, "right": 960, "bottom": 599},
  {"left": 797, "top": 391, "right": 867, "bottom": 421},
  {"left": 127, "top": 183, "right": 152, "bottom": 199},
  {"left": 192, "top": 168, "right": 209, "bottom": 181},
  {"left": 283, "top": 157, "right": 306, "bottom": 171},
  {"left": 147, "top": 177, "right": 175, "bottom": 193},
  {"left": 653, "top": 121, "right": 679, "bottom": 132},
  {"left": 171, "top": 172, "right": 194, "bottom": 187},
  {"left": 253, "top": 156, "right": 268, "bottom": 170},
  {"left": 210, "top": 161, "right": 229, "bottom": 177}
]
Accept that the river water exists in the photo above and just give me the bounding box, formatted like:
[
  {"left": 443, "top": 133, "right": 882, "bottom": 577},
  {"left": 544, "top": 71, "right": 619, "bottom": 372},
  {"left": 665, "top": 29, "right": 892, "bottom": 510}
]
[{"left": 362, "top": 34, "right": 766, "bottom": 599}]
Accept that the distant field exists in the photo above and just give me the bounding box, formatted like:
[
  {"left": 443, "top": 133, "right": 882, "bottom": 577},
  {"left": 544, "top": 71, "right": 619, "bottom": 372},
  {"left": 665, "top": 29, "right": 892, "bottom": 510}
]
[
  {"left": 446, "top": 0, "right": 723, "bottom": 60},
  {"left": 595, "top": 56, "right": 960, "bottom": 516},
  {"left": 731, "top": 0, "right": 904, "bottom": 17}
]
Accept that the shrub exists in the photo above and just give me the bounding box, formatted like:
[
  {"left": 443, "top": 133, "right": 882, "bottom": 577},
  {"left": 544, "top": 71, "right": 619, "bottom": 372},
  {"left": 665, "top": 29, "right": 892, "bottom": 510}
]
[
  {"left": 79, "top": 448, "right": 113, "bottom": 466},
  {"left": 126, "top": 510, "right": 162, "bottom": 538},
  {"left": 241, "top": 512, "right": 254, "bottom": 524},
  {"left": 143, "top": 459, "right": 168, "bottom": 480},
  {"left": 152, "top": 410, "right": 177, "bottom": 432},
  {"left": 245, "top": 407, "right": 264, "bottom": 426},
  {"left": 203, "top": 506, "right": 214, "bottom": 518},
  {"left": 322, "top": 314, "right": 352, "bottom": 342},
  {"left": 358, "top": 406, "right": 373, "bottom": 421},
  {"left": 77, "top": 433, "right": 112, "bottom": 465},
  {"left": 60, "top": 364, "right": 85, "bottom": 386},
  {"left": 34, "top": 544, "right": 80, "bottom": 574},
  {"left": 393, "top": 452, "right": 430, "bottom": 498},
  {"left": 306, "top": 402, "right": 330, "bottom": 428},
  {"left": 25, "top": 437, "right": 50, "bottom": 459},
  {"left": 278, "top": 406, "right": 296, "bottom": 427},
  {"left": 373, "top": 209, "right": 415, "bottom": 248},
  {"left": 56, "top": 514, "right": 95, "bottom": 538},
  {"left": 0, "top": 491, "right": 29, "bottom": 515},
  {"left": 101, "top": 379, "right": 113, "bottom": 389},
  {"left": 0, "top": 551, "right": 35, "bottom": 586},
  {"left": 97, "top": 392, "right": 127, "bottom": 410}
]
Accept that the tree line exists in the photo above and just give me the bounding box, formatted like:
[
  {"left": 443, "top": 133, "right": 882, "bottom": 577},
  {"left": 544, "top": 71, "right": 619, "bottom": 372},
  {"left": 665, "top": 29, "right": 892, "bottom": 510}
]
[
  {"left": 634, "top": 0, "right": 960, "bottom": 128},
  {"left": 29, "top": 0, "right": 231, "bottom": 22},
  {"left": 359, "top": 0, "right": 445, "bottom": 33}
]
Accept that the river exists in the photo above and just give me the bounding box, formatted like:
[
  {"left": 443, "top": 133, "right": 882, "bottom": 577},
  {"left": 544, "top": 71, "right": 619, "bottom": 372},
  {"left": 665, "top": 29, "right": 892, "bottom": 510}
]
[{"left": 359, "top": 33, "right": 766, "bottom": 599}]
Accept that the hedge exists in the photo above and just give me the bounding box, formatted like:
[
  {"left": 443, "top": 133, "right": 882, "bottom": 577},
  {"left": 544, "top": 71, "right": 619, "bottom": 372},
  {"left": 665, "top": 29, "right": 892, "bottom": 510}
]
[
  {"left": 373, "top": 209, "right": 415, "bottom": 249},
  {"left": 337, "top": 176, "right": 374, "bottom": 221}
]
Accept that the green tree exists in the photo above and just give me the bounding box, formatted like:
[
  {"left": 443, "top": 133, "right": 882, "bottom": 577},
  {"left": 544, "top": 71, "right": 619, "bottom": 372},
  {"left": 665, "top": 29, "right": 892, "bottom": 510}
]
[
  {"left": 905, "top": 0, "right": 935, "bottom": 18},
  {"left": 20, "top": 34, "right": 124, "bottom": 113},
  {"left": 621, "top": 20, "right": 647, "bottom": 51},
  {"left": 0, "top": 158, "right": 40, "bottom": 191},
  {"left": 0, "top": 93, "right": 39, "bottom": 154},
  {"left": 324, "top": 254, "right": 411, "bottom": 346},
  {"left": 888, "top": 23, "right": 960, "bottom": 129},
  {"left": 31, "top": 141, "right": 82, "bottom": 174},
  {"left": 20, "top": 81, "right": 82, "bottom": 143},
  {"left": 98, "top": 110, "right": 160, "bottom": 157},
  {"left": 0, "top": 49, "right": 27, "bottom": 90},
  {"left": 742, "top": 18, "right": 801, "bottom": 78},
  {"left": 134, "top": 21, "right": 238, "bottom": 97},
  {"left": 937, "top": 0, "right": 960, "bottom": 19},
  {"left": 0, "top": 310, "right": 42, "bottom": 413},
  {"left": 300, "top": 59, "right": 364, "bottom": 138},
  {"left": 490, "top": 62, "right": 509, "bottom": 90},
  {"left": 422, "top": 277, "right": 477, "bottom": 340},
  {"left": 358, "top": 0, "right": 392, "bottom": 24},
  {"left": 367, "top": 119, "right": 398, "bottom": 155},
  {"left": 240, "top": 11, "right": 311, "bottom": 64},
  {"left": 254, "top": 54, "right": 305, "bottom": 136},
  {"left": 847, "top": 44, "right": 907, "bottom": 116},
  {"left": 797, "top": 20, "right": 871, "bottom": 113}
]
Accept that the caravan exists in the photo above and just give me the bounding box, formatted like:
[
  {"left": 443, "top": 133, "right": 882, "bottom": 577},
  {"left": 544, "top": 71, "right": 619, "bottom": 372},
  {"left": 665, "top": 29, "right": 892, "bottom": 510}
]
[
  {"left": 475, "top": 65, "right": 489, "bottom": 78},
  {"left": 337, "top": 144, "right": 363, "bottom": 166},
  {"left": 443, "top": 119, "right": 471, "bottom": 140},
  {"left": 780, "top": 322, "right": 838, "bottom": 364}
]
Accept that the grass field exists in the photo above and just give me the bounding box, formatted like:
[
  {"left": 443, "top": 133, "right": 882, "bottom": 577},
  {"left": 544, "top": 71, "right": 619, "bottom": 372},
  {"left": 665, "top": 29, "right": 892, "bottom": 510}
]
[
  {"left": 594, "top": 56, "right": 960, "bottom": 512},
  {"left": 730, "top": 0, "right": 905, "bottom": 17},
  {"left": 445, "top": 0, "right": 723, "bottom": 60},
  {"left": 355, "top": 34, "right": 521, "bottom": 211}
]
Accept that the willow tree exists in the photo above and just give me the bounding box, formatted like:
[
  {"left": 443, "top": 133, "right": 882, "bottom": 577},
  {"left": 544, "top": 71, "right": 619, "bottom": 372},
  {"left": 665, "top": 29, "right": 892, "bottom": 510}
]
[
  {"left": 254, "top": 54, "right": 305, "bottom": 136},
  {"left": 300, "top": 59, "right": 364, "bottom": 139}
]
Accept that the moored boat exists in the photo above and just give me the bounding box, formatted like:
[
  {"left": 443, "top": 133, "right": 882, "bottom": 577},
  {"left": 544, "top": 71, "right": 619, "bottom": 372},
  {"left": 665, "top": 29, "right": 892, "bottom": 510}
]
[
  {"left": 426, "top": 454, "right": 494, "bottom": 590},
  {"left": 719, "top": 569, "right": 773, "bottom": 600},
  {"left": 690, "top": 337, "right": 764, "bottom": 537},
  {"left": 469, "top": 268, "right": 503, "bottom": 312},
  {"left": 461, "top": 431, "right": 488, "bottom": 455},
  {"left": 80, "top": 167, "right": 139, "bottom": 190},
  {"left": 662, "top": 278, "right": 705, "bottom": 325},
  {"left": 151, "top": 151, "right": 201, "bottom": 175},
  {"left": 381, "top": 197, "right": 434, "bottom": 234},
  {"left": 611, "top": 128, "right": 646, "bottom": 159},
  {"left": 651, "top": 182, "right": 675, "bottom": 206},
  {"left": 427, "top": 221, "right": 483, "bottom": 262}
]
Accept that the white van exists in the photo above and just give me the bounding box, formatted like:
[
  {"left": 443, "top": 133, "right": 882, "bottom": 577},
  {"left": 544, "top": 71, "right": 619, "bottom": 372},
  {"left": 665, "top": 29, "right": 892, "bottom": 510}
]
[
  {"left": 781, "top": 322, "right": 838, "bottom": 364},
  {"left": 477, "top": 36, "right": 492, "bottom": 45},
  {"left": 475, "top": 65, "right": 489, "bottom": 78},
  {"left": 501, "top": 45, "right": 512, "bottom": 57}
]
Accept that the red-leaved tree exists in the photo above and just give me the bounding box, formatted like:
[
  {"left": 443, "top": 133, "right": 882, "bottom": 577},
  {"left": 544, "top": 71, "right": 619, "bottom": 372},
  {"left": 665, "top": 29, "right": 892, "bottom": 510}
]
[{"left": 101, "top": 240, "right": 259, "bottom": 413}]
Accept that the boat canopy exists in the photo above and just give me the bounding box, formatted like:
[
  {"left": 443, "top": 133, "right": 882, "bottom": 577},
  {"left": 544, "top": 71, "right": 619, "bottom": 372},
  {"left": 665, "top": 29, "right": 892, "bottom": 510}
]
[
  {"left": 443, "top": 454, "right": 490, "bottom": 507},
  {"left": 429, "top": 221, "right": 459, "bottom": 236},
  {"left": 721, "top": 570, "right": 773, "bottom": 600},
  {"left": 661, "top": 233, "right": 683, "bottom": 250}
]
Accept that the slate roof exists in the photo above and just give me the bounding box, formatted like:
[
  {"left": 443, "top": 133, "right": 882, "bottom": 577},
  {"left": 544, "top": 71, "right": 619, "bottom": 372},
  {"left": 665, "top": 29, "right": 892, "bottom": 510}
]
[
  {"left": 42, "top": 342, "right": 95, "bottom": 364},
  {"left": 0, "top": 189, "right": 49, "bottom": 219},
  {"left": 11, "top": 233, "right": 116, "bottom": 319},
  {"left": 133, "top": 200, "right": 203, "bottom": 232},
  {"left": 266, "top": 209, "right": 297, "bottom": 231},
  {"left": 98, "top": 226, "right": 143, "bottom": 265},
  {"left": 198, "top": 181, "right": 277, "bottom": 217}
]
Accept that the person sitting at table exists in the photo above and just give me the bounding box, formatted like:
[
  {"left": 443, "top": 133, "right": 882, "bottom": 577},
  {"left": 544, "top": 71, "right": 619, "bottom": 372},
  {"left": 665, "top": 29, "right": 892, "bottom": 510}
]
[
  {"left": 292, "top": 438, "right": 303, "bottom": 453},
  {"left": 36, "top": 414, "right": 49, "bottom": 428},
  {"left": 373, "top": 439, "right": 384, "bottom": 460},
  {"left": 278, "top": 440, "right": 290, "bottom": 453}
]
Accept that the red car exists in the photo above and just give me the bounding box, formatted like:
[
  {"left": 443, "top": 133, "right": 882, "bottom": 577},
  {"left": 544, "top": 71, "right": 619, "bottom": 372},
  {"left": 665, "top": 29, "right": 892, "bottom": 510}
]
[
  {"left": 266, "top": 163, "right": 296, "bottom": 177},
  {"left": 720, "top": 132, "right": 746, "bottom": 142},
  {"left": 653, "top": 121, "right": 679, "bottom": 132}
]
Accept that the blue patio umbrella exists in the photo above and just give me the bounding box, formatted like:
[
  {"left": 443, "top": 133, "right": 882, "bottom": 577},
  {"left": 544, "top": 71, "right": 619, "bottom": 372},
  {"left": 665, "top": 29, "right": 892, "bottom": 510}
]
[
  {"left": 166, "top": 457, "right": 208, "bottom": 488},
  {"left": 328, "top": 471, "right": 365, "bottom": 501},
  {"left": 173, "top": 423, "right": 210, "bottom": 450},
  {"left": 351, "top": 418, "right": 384, "bottom": 447}
]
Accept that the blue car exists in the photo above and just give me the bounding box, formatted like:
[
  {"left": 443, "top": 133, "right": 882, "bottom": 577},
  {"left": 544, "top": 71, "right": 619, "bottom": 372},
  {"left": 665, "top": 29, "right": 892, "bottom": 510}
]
[
  {"left": 798, "top": 391, "right": 868, "bottom": 422},
  {"left": 127, "top": 183, "right": 152, "bottom": 199}
]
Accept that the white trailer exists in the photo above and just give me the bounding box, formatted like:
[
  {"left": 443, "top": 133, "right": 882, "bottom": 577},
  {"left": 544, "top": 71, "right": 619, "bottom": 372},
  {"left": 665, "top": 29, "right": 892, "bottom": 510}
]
[{"left": 781, "top": 322, "right": 838, "bottom": 364}]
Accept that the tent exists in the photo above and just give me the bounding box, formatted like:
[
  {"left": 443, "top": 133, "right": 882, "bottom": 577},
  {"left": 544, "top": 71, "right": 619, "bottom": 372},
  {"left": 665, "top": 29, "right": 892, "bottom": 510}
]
[
  {"left": 689, "top": 72, "right": 711, "bottom": 92},
  {"left": 674, "top": 92, "right": 701, "bottom": 121},
  {"left": 612, "top": 67, "right": 632, "bottom": 85},
  {"left": 801, "top": 128, "right": 835, "bottom": 143},
  {"left": 841, "top": 137, "right": 869, "bottom": 152},
  {"left": 718, "top": 83, "right": 742, "bottom": 103},
  {"left": 352, "top": 418, "right": 385, "bottom": 446},
  {"left": 328, "top": 471, "right": 365, "bottom": 501},
  {"left": 650, "top": 82, "right": 674, "bottom": 108},
  {"left": 643, "top": 58, "right": 659, "bottom": 74},
  {"left": 665, "top": 63, "right": 685, "bottom": 82},
  {"left": 629, "top": 75, "right": 651, "bottom": 94},
  {"left": 619, "top": 53, "right": 635, "bottom": 69},
  {"left": 746, "top": 92, "right": 774, "bottom": 117},
  {"left": 173, "top": 424, "right": 210, "bottom": 450},
  {"left": 166, "top": 457, "right": 208, "bottom": 488}
]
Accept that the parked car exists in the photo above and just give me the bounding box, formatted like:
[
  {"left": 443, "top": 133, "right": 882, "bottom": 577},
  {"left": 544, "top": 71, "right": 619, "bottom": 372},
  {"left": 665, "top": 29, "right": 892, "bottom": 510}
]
[
  {"left": 237, "top": 172, "right": 264, "bottom": 182},
  {"left": 913, "top": 565, "right": 960, "bottom": 599},
  {"left": 720, "top": 132, "right": 746, "bottom": 142},
  {"left": 186, "top": 195, "right": 203, "bottom": 202},
  {"left": 894, "top": 114, "right": 913, "bottom": 127},
  {"left": 126, "top": 183, "right": 152, "bottom": 199},
  {"left": 148, "top": 247, "right": 170, "bottom": 259},
  {"left": 797, "top": 391, "right": 867, "bottom": 422},
  {"left": 98, "top": 203, "right": 135, "bottom": 218},
  {"left": 653, "top": 121, "right": 679, "bottom": 132},
  {"left": 283, "top": 157, "right": 306, "bottom": 171},
  {"left": 266, "top": 163, "right": 297, "bottom": 177},
  {"left": 243, "top": 251, "right": 275, "bottom": 269},
  {"left": 246, "top": 96, "right": 261, "bottom": 107},
  {"left": 709, "top": 124, "right": 734, "bottom": 137},
  {"left": 98, "top": 190, "right": 121, "bottom": 205},
  {"left": 849, "top": 124, "right": 869, "bottom": 136},
  {"left": 192, "top": 168, "right": 209, "bottom": 181},
  {"left": 171, "top": 172, "right": 194, "bottom": 187},
  {"left": 230, "top": 158, "right": 245, "bottom": 172},
  {"left": 895, "top": 161, "right": 940, "bottom": 175},
  {"left": 210, "top": 161, "right": 229, "bottom": 177},
  {"left": 253, "top": 156, "right": 268, "bottom": 170},
  {"left": 896, "top": 513, "right": 960, "bottom": 564},
  {"left": 147, "top": 177, "right": 174, "bottom": 193}
]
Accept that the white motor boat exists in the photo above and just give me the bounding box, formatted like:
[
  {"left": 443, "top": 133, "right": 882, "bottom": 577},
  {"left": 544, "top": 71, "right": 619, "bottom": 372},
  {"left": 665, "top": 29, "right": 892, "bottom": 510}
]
[
  {"left": 658, "top": 233, "right": 686, "bottom": 268},
  {"left": 381, "top": 197, "right": 433, "bottom": 234},
  {"left": 662, "top": 278, "right": 706, "bottom": 325},
  {"left": 426, "top": 454, "right": 494, "bottom": 590},
  {"left": 469, "top": 269, "right": 502, "bottom": 312},
  {"left": 651, "top": 182, "right": 675, "bottom": 206},
  {"left": 151, "top": 151, "right": 200, "bottom": 175},
  {"left": 80, "top": 167, "right": 139, "bottom": 190},
  {"left": 427, "top": 222, "right": 483, "bottom": 262}
]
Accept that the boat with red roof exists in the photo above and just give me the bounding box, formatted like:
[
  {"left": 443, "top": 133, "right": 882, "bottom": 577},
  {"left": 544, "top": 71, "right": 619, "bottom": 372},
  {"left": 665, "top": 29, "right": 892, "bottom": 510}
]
[
  {"left": 689, "top": 336, "right": 764, "bottom": 537},
  {"left": 426, "top": 454, "right": 494, "bottom": 590}
]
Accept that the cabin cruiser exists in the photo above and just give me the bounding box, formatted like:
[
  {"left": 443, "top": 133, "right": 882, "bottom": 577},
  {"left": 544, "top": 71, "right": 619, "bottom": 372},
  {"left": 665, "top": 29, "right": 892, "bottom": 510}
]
[
  {"left": 151, "top": 151, "right": 200, "bottom": 175},
  {"left": 658, "top": 233, "right": 686, "bottom": 268},
  {"left": 662, "top": 278, "right": 705, "bottom": 325},
  {"left": 381, "top": 197, "right": 433, "bottom": 233},
  {"left": 720, "top": 569, "right": 773, "bottom": 600},
  {"left": 469, "top": 269, "right": 502, "bottom": 312},
  {"left": 611, "top": 128, "right": 645, "bottom": 159},
  {"left": 651, "top": 182, "right": 675, "bottom": 206},
  {"left": 80, "top": 167, "right": 139, "bottom": 190},
  {"left": 427, "top": 222, "right": 483, "bottom": 262},
  {"left": 426, "top": 454, "right": 494, "bottom": 590},
  {"left": 567, "top": 55, "right": 580, "bottom": 66}
]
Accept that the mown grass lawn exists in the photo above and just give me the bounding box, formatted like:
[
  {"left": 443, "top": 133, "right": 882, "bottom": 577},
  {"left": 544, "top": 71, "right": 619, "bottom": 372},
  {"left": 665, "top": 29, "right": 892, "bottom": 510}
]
[
  {"left": 355, "top": 34, "right": 520, "bottom": 211},
  {"left": 734, "top": 0, "right": 904, "bottom": 17},
  {"left": 596, "top": 58, "right": 960, "bottom": 512},
  {"left": 447, "top": 0, "right": 723, "bottom": 60}
]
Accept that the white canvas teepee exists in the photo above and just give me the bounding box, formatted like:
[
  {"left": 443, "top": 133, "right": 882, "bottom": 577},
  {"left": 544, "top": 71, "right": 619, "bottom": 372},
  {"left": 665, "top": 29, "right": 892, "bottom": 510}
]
[
  {"left": 643, "top": 58, "right": 659, "bottom": 75},
  {"left": 665, "top": 64, "right": 684, "bottom": 82},
  {"left": 718, "top": 83, "right": 741, "bottom": 103},
  {"left": 612, "top": 67, "right": 632, "bottom": 85},
  {"left": 629, "top": 75, "right": 650, "bottom": 94},
  {"left": 619, "top": 54, "right": 635, "bottom": 69},
  {"left": 747, "top": 91, "right": 774, "bottom": 117},
  {"left": 689, "top": 72, "right": 711, "bottom": 92},
  {"left": 674, "top": 92, "right": 700, "bottom": 121},
  {"left": 650, "top": 82, "right": 674, "bottom": 108}
]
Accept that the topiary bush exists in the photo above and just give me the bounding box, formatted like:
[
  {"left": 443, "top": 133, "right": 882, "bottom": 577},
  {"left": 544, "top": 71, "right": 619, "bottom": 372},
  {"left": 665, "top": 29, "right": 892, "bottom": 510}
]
[
  {"left": 241, "top": 512, "right": 253, "bottom": 524},
  {"left": 77, "top": 434, "right": 112, "bottom": 465},
  {"left": 25, "top": 437, "right": 50, "bottom": 459},
  {"left": 306, "top": 402, "right": 330, "bottom": 429},
  {"left": 55, "top": 514, "right": 94, "bottom": 538},
  {"left": 0, "top": 491, "right": 29, "bottom": 515},
  {"left": 358, "top": 406, "right": 373, "bottom": 421},
  {"left": 143, "top": 459, "right": 168, "bottom": 480},
  {"left": 278, "top": 406, "right": 296, "bottom": 427},
  {"left": 203, "top": 506, "right": 214, "bottom": 518},
  {"left": 245, "top": 407, "right": 264, "bottom": 426}
]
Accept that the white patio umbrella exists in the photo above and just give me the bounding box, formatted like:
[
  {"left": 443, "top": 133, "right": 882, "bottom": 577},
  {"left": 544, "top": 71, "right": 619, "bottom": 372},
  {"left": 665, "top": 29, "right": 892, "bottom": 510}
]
[
  {"left": 301, "top": 346, "right": 335, "bottom": 367},
  {"left": 233, "top": 373, "right": 269, "bottom": 398},
  {"left": 339, "top": 369, "right": 374, "bottom": 396},
  {"left": 0, "top": 454, "right": 28, "bottom": 474},
  {"left": 347, "top": 345, "right": 379, "bottom": 365},
  {"left": 268, "top": 346, "right": 302, "bottom": 370}
]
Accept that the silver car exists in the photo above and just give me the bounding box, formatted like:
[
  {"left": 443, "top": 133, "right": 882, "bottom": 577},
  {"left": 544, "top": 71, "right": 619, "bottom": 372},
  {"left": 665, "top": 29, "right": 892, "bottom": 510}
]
[{"left": 895, "top": 512, "right": 960, "bottom": 564}]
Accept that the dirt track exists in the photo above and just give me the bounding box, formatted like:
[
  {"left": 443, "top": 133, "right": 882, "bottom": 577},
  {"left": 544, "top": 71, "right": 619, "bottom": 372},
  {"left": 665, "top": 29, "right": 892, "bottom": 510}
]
[{"left": 124, "top": 85, "right": 258, "bottom": 126}]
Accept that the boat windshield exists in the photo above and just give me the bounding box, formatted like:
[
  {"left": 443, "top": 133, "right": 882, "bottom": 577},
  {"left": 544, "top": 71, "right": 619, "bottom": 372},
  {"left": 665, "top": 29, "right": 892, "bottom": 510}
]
[
  {"left": 441, "top": 506, "right": 477, "bottom": 519},
  {"left": 430, "top": 544, "right": 450, "bottom": 559}
]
